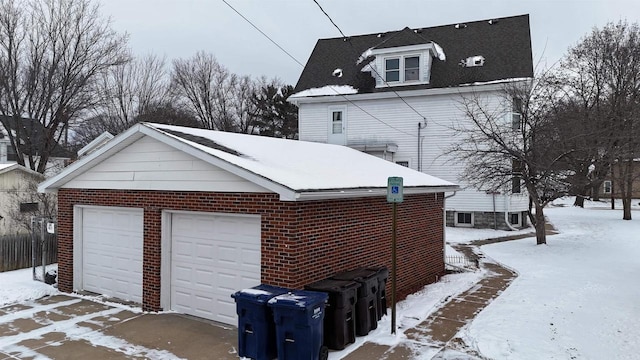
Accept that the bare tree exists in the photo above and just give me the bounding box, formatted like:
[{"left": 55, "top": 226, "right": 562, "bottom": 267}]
[
  {"left": 92, "top": 53, "right": 170, "bottom": 133},
  {"left": 171, "top": 51, "right": 261, "bottom": 133},
  {"left": 451, "top": 78, "right": 573, "bottom": 245},
  {"left": 555, "top": 21, "right": 640, "bottom": 219},
  {"left": 0, "top": 0, "right": 129, "bottom": 173}
]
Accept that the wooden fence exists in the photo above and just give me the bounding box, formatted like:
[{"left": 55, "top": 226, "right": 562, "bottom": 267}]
[{"left": 0, "top": 233, "right": 57, "bottom": 272}]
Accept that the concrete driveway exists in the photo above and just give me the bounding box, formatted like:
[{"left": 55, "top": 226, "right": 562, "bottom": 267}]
[{"left": 0, "top": 295, "right": 239, "bottom": 359}]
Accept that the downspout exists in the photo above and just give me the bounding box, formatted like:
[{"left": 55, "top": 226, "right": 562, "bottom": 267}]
[
  {"left": 504, "top": 193, "right": 519, "bottom": 231},
  {"left": 418, "top": 122, "right": 427, "bottom": 171}
]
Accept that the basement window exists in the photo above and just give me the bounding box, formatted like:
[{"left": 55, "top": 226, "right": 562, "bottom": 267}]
[
  {"left": 603, "top": 180, "right": 612, "bottom": 194},
  {"left": 509, "top": 213, "right": 521, "bottom": 226},
  {"left": 455, "top": 212, "right": 473, "bottom": 227}
]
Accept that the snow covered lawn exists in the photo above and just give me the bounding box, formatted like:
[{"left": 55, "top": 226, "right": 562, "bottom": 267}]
[
  {"left": 458, "top": 199, "right": 640, "bottom": 359},
  {"left": 0, "top": 267, "right": 58, "bottom": 307}
]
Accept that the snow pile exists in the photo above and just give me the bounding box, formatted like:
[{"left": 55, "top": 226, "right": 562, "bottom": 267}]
[
  {"left": 0, "top": 267, "right": 58, "bottom": 307},
  {"left": 289, "top": 85, "right": 357, "bottom": 98}
]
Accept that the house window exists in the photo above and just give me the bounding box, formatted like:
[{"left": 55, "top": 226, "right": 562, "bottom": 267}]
[
  {"left": 385, "top": 58, "right": 400, "bottom": 82},
  {"left": 404, "top": 56, "right": 420, "bottom": 81},
  {"left": 385, "top": 55, "right": 421, "bottom": 83},
  {"left": 603, "top": 180, "right": 612, "bottom": 194},
  {"left": 395, "top": 160, "right": 409, "bottom": 167},
  {"left": 455, "top": 212, "right": 473, "bottom": 227},
  {"left": 509, "top": 213, "right": 521, "bottom": 226},
  {"left": 332, "top": 110, "right": 343, "bottom": 134},
  {"left": 512, "top": 97, "right": 522, "bottom": 130},
  {"left": 512, "top": 176, "right": 521, "bottom": 194},
  {"left": 20, "top": 202, "right": 39, "bottom": 213},
  {"left": 512, "top": 159, "right": 523, "bottom": 194}
]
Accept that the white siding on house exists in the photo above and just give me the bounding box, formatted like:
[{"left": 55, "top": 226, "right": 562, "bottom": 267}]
[
  {"left": 63, "top": 136, "right": 270, "bottom": 193},
  {"left": 0, "top": 168, "right": 43, "bottom": 235},
  {"left": 297, "top": 88, "right": 528, "bottom": 214}
]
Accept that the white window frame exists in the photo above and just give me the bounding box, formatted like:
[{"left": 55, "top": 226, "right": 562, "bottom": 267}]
[
  {"left": 454, "top": 212, "right": 474, "bottom": 227},
  {"left": 509, "top": 212, "right": 521, "bottom": 227},
  {"left": 328, "top": 105, "right": 347, "bottom": 134},
  {"left": 603, "top": 180, "right": 612, "bottom": 194},
  {"left": 384, "top": 54, "right": 422, "bottom": 84}
]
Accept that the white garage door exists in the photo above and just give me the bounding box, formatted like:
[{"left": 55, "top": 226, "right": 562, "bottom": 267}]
[
  {"left": 170, "top": 212, "right": 261, "bottom": 324},
  {"left": 81, "top": 207, "right": 143, "bottom": 303}
]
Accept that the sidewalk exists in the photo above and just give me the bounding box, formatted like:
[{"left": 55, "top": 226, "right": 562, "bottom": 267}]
[{"left": 342, "top": 228, "right": 554, "bottom": 360}]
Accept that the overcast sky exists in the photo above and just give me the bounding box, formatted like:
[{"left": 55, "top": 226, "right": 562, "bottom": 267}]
[{"left": 99, "top": 0, "right": 639, "bottom": 86}]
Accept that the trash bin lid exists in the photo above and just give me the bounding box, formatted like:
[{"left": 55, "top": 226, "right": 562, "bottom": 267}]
[
  {"left": 231, "top": 284, "right": 289, "bottom": 303},
  {"left": 267, "top": 290, "right": 328, "bottom": 309},
  {"left": 305, "top": 278, "right": 360, "bottom": 294}
]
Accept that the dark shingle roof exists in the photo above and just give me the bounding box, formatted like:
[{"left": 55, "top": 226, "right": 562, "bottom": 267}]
[{"left": 294, "top": 14, "right": 533, "bottom": 94}]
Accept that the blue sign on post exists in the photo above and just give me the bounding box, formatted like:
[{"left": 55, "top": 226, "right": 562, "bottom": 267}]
[{"left": 387, "top": 177, "right": 403, "bottom": 203}]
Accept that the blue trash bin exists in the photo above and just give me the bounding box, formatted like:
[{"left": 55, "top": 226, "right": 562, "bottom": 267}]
[
  {"left": 268, "top": 290, "right": 329, "bottom": 360},
  {"left": 231, "top": 284, "right": 288, "bottom": 360}
]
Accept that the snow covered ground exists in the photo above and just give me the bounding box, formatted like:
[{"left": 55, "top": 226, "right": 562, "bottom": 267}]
[
  {"left": 457, "top": 197, "right": 640, "bottom": 359},
  {"left": 1, "top": 197, "right": 638, "bottom": 359}
]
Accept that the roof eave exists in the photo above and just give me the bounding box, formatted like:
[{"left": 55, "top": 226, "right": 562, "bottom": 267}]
[{"left": 289, "top": 185, "right": 460, "bottom": 201}]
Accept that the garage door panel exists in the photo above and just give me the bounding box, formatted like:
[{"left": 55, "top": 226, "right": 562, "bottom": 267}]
[
  {"left": 170, "top": 213, "right": 260, "bottom": 324},
  {"left": 82, "top": 207, "right": 143, "bottom": 303}
]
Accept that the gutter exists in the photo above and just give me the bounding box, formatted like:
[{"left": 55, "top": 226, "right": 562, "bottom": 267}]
[{"left": 291, "top": 185, "right": 460, "bottom": 201}]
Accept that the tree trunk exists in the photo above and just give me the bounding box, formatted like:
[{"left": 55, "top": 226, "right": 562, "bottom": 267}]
[{"left": 534, "top": 203, "right": 547, "bottom": 245}]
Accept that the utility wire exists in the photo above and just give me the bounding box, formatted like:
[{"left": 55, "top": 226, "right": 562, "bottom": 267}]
[
  {"left": 222, "top": 0, "right": 304, "bottom": 67},
  {"left": 311, "top": 0, "right": 429, "bottom": 122},
  {"left": 222, "top": 0, "right": 415, "bottom": 137}
]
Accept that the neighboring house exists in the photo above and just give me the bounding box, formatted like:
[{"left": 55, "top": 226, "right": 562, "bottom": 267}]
[
  {"left": 39, "top": 122, "right": 458, "bottom": 325},
  {"left": 0, "top": 116, "right": 74, "bottom": 176},
  {"left": 77, "top": 132, "right": 114, "bottom": 158},
  {"left": 289, "top": 14, "right": 534, "bottom": 230},
  {"left": 597, "top": 160, "right": 640, "bottom": 199},
  {"left": 0, "top": 163, "right": 45, "bottom": 235}
]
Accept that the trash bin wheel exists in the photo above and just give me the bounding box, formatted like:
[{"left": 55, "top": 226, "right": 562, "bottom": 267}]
[{"left": 319, "top": 345, "right": 328, "bottom": 360}]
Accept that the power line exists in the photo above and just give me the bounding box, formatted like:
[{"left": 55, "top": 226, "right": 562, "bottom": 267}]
[
  {"left": 221, "top": 0, "right": 304, "bottom": 68},
  {"left": 311, "top": 0, "right": 428, "bottom": 122},
  {"left": 222, "top": 0, "right": 416, "bottom": 137},
  {"left": 311, "top": 0, "right": 346, "bottom": 39}
]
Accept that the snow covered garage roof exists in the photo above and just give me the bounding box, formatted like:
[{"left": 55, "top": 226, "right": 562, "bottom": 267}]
[{"left": 39, "top": 123, "right": 458, "bottom": 201}]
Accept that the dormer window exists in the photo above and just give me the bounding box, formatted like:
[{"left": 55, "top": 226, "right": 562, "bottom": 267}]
[
  {"left": 384, "top": 55, "right": 421, "bottom": 83},
  {"left": 365, "top": 42, "right": 444, "bottom": 88}
]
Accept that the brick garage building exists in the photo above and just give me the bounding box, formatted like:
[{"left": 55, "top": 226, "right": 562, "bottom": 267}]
[{"left": 40, "top": 123, "right": 458, "bottom": 325}]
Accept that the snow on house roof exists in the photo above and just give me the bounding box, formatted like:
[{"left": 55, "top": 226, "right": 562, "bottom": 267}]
[
  {"left": 0, "top": 162, "right": 43, "bottom": 177},
  {"left": 39, "top": 123, "right": 458, "bottom": 201}
]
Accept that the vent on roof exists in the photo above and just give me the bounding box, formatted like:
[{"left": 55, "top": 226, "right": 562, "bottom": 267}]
[
  {"left": 413, "top": 28, "right": 422, "bottom": 33},
  {"left": 488, "top": 19, "right": 499, "bottom": 25},
  {"left": 377, "top": 33, "right": 385, "bottom": 38},
  {"left": 333, "top": 68, "right": 343, "bottom": 77},
  {"left": 455, "top": 23, "right": 467, "bottom": 29},
  {"left": 460, "top": 55, "right": 485, "bottom": 67}
]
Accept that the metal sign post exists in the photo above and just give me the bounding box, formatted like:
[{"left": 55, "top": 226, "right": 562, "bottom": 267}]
[{"left": 387, "top": 177, "right": 403, "bottom": 334}]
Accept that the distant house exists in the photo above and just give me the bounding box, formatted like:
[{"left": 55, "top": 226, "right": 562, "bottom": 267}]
[
  {"left": 0, "top": 116, "right": 73, "bottom": 176},
  {"left": 597, "top": 160, "right": 640, "bottom": 199},
  {"left": 289, "top": 14, "right": 534, "bottom": 230},
  {"left": 0, "top": 163, "right": 45, "bottom": 235}
]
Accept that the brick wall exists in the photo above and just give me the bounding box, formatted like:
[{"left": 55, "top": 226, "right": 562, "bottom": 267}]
[{"left": 58, "top": 189, "right": 445, "bottom": 311}]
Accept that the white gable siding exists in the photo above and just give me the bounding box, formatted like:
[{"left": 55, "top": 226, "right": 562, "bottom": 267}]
[
  {"left": 63, "top": 136, "right": 270, "bottom": 193},
  {"left": 297, "top": 89, "right": 528, "bottom": 214}
]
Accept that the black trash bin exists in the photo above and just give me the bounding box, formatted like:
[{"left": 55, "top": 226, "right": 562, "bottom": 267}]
[
  {"left": 366, "top": 267, "right": 389, "bottom": 320},
  {"left": 305, "top": 278, "right": 360, "bottom": 350},
  {"left": 231, "top": 284, "right": 288, "bottom": 360},
  {"left": 268, "top": 290, "right": 329, "bottom": 360},
  {"left": 331, "top": 268, "right": 379, "bottom": 336}
]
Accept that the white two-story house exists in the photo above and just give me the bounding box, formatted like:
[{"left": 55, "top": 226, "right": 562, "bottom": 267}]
[{"left": 289, "top": 14, "right": 534, "bottom": 229}]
